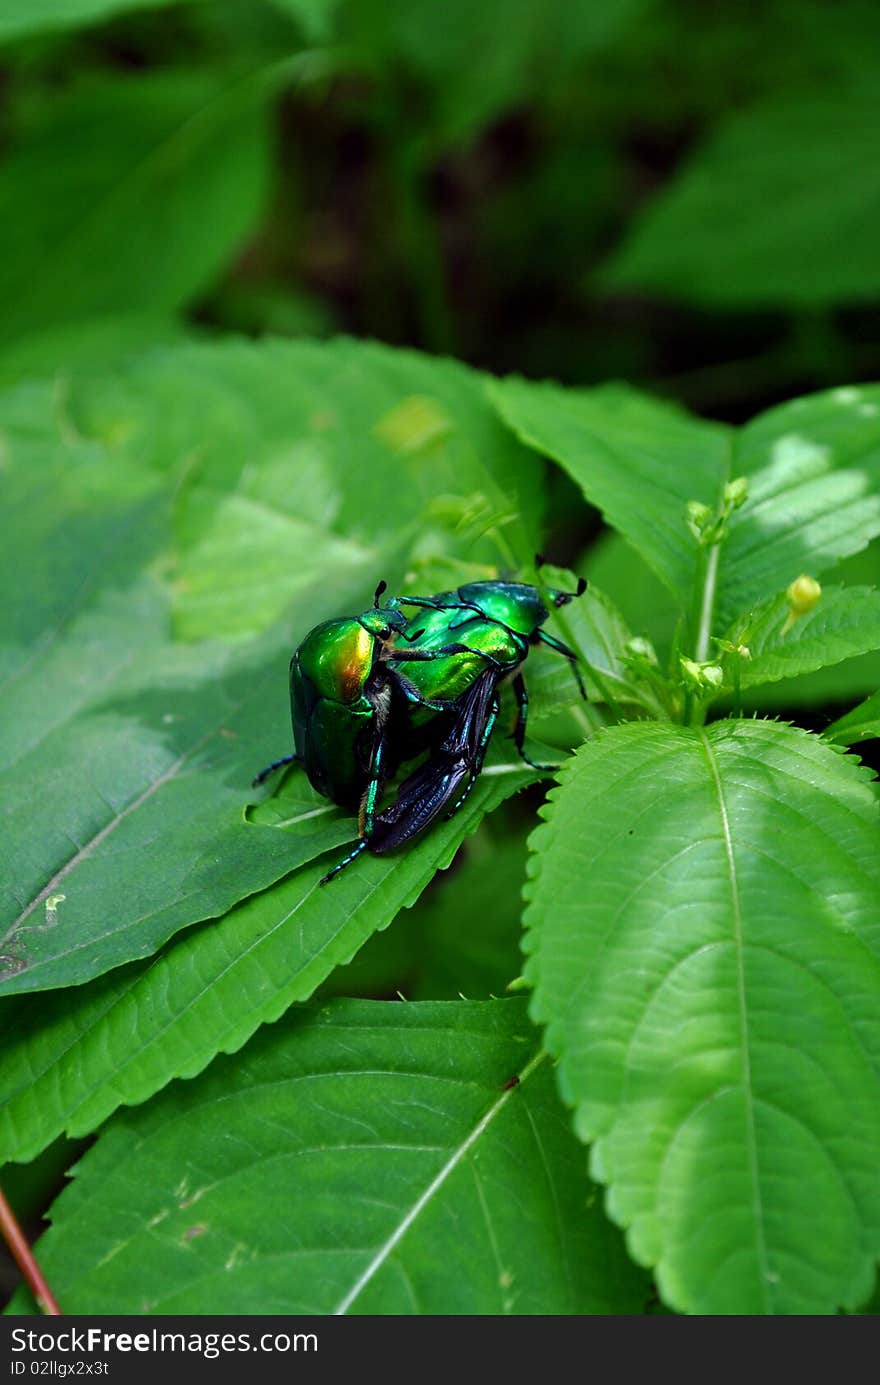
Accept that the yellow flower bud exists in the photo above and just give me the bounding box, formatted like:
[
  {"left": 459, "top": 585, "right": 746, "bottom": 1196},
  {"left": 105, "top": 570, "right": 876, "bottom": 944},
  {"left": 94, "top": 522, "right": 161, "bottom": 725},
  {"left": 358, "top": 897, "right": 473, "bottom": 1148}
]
[
  {"left": 781, "top": 575, "right": 821, "bottom": 636},
  {"left": 786, "top": 574, "right": 822, "bottom": 615}
]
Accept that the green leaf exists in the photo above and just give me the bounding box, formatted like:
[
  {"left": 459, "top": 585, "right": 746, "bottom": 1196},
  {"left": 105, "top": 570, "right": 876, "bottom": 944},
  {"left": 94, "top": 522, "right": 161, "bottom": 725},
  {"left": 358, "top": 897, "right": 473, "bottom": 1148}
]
[
  {"left": 825, "top": 690, "right": 880, "bottom": 746},
  {"left": 724, "top": 585, "right": 880, "bottom": 691},
  {"left": 0, "top": 762, "right": 533, "bottom": 1164},
  {"left": 739, "top": 539, "right": 880, "bottom": 710},
  {"left": 601, "top": 86, "right": 880, "bottom": 307},
  {"left": 0, "top": 69, "right": 272, "bottom": 341},
  {"left": 721, "top": 387, "right": 880, "bottom": 627},
  {"left": 0, "top": 0, "right": 194, "bottom": 42},
  {"left": 490, "top": 377, "right": 731, "bottom": 605},
  {"left": 0, "top": 315, "right": 191, "bottom": 391},
  {"left": 7, "top": 999, "right": 647, "bottom": 1315},
  {"left": 0, "top": 336, "right": 545, "bottom": 996},
  {"left": 524, "top": 720, "right": 880, "bottom": 1314},
  {"left": 69, "top": 336, "right": 545, "bottom": 639},
  {"left": 527, "top": 574, "right": 665, "bottom": 719},
  {"left": 0, "top": 435, "right": 352, "bottom": 996},
  {"left": 492, "top": 377, "right": 880, "bottom": 634}
]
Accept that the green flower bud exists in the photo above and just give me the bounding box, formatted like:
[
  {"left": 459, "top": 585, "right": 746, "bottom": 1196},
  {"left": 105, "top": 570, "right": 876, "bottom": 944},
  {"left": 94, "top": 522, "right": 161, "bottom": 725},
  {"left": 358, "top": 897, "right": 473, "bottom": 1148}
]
[
  {"left": 715, "top": 638, "right": 751, "bottom": 661},
  {"left": 625, "top": 636, "right": 658, "bottom": 666},
  {"left": 724, "top": 476, "right": 749, "bottom": 509},
  {"left": 686, "top": 500, "right": 713, "bottom": 542},
  {"left": 680, "top": 657, "right": 723, "bottom": 692}
]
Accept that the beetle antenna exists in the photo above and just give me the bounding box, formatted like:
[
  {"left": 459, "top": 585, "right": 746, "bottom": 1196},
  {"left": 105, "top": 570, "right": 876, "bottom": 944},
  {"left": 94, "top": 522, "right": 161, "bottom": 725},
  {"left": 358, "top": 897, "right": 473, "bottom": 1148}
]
[
  {"left": 552, "top": 577, "right": 588, "bottom": 607},
  {"left": 374, "top": 579, "right": 388, "bottom": 607}
]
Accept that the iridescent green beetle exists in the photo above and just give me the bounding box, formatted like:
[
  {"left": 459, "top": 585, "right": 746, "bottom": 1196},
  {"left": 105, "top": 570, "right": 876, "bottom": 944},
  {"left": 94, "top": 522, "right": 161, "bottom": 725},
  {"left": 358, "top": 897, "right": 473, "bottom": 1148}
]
[
  {"left": 320, "top": 574, "right": 588, "bottom": 881},
  {"left": 253, "top": 582, "right": 494, "bottom": 877}
]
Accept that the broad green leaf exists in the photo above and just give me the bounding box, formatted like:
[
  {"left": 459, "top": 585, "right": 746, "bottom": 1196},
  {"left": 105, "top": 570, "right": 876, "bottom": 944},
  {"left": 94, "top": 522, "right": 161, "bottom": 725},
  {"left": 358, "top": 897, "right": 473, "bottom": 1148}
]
[
  {"left": 740, "top": 540, "right": 880, "bottom": 710},
  {"left": 7, "top": 999, "right": 648, "bottom": 1315},
  {"left": 0, "top": 432, "right": 358, "bottom": 996},
  {"left": 720, "top": 387, "right": 880, "bottom": 627},
  {"left": 69, "top": 337, "right": 545, "bottom": 639},
  {"left": 524, "top": 720, "right": 880, "bottom": 1314},
  {"left": 490, "top": 377, "right": 730, "bottom": 606},
  {"left": 0, "top": 0, "right": 194, "bottom": 41},
  {"left": 492, "top": 377, "right": 880, "bottom": 635},
  {"left": 0, "top": 336, "right": 545, "bottom": 995},
  {"left": 172, "top": 485, "right": 376, "bottom": 641},
  {"left": 723, "top": 586, "right": 880, "bottom": 692},
  {"left": 601, "top": 87, "right": 880, "bottom": 308},
  {"left": 0, "top": 315, "right": 190, "bottom": 391},
  {"left": 0, "top": 762, "right": 534, "bottom": 1163},
  {"left": 0, "top": 70, "right": 272, "bottom": 342},
  {"left": 825, "top": 691, "right": 880, "bottom": 746}
]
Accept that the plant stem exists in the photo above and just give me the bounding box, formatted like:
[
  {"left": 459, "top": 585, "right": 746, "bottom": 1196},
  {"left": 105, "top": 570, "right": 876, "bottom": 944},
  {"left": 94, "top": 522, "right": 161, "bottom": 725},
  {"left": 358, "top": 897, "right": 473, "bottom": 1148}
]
[
  {"left": 0, "top": 1183, "right": 61, "bottom": 1315},
  {"left": 694, "top": 541, "right": 721, "bottom": 665}
]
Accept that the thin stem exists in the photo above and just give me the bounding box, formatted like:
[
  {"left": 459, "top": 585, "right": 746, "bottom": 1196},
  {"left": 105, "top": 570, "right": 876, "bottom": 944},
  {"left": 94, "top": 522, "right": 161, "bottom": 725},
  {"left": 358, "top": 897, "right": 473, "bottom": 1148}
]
[
  {"left": 694, "top": 541, "right": 721, "bottom": 665},
  {"left": 731, "top": 657, "right": 742, "bottom": 720},
  {"left": 0, "top": 1184, "right": 61, "bottom": 1315}
]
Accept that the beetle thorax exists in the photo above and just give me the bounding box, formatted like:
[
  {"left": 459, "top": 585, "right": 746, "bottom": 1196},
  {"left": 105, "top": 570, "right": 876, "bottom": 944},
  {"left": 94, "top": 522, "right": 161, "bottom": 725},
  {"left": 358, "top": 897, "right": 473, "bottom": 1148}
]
[
  {"left": 298, "top": 618, "right": 375, "bottom": 705},
  {"left": 458, "top": 581, "right": 549, "bottom": 637}
]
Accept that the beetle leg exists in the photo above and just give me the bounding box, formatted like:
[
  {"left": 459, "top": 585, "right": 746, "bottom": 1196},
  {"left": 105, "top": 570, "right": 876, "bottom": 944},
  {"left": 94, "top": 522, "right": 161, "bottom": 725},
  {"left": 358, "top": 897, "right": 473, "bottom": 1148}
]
[
  {"left": 510, "top": 673, "right": 558, "bottom": 772},
  {"left": 319, "top": 838, "right": 368, "bottom": 886},
  {"left": 536, "top": 630, "right": 587, "bottom": 700},
  {"left": 251, "top": 753, "right": 300, "bottom": 788},
  {"left": 393, "top": 595, "right": 487, "bottom": 620},
  {"left": 392, "top": 642, "right": 508, "bottom": 671},
  {"left": 320, "top": 733, "right": 387, "bottom": 886},
  {"left": 444, "top": 690, "right": 501, "bottom": 818}
]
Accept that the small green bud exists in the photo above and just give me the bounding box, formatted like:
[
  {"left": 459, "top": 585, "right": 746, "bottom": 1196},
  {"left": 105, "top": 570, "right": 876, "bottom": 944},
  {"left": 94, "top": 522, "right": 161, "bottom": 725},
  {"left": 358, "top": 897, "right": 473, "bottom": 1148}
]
[
  {"left": 680, "top": 657, "right": 723, "bottom": 692},
  {"left": 724, "top": 476, "right": 749, "bottom": 509},
  {"left": 715, "top": 638, "right": 751, "bottom": 661},
  {"left": 680, "top": 657, "right": 702, "bottom": 686},
  {"left": 625, "top": 636, "right": 658, "bottom": 666},
  {"left": 686, "top": 500, "right": 713, "bottom": 542}
]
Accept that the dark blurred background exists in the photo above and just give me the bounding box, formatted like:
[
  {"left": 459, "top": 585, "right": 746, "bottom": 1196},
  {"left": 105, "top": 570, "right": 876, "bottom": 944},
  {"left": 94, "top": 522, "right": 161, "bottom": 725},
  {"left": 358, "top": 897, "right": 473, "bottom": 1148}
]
[{"left": 2, "top": 0, "right": 879, "bottom": 422}]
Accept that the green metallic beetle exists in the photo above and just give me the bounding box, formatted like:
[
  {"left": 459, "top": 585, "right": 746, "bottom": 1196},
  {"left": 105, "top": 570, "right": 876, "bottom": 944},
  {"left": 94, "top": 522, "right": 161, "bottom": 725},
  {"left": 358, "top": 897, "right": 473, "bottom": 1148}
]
[
  {"left": 320, "top": 574, "right": 588, "bottom": 881},
  {"left": 252, "top": 582, "right": 498, "bottom": 873}
]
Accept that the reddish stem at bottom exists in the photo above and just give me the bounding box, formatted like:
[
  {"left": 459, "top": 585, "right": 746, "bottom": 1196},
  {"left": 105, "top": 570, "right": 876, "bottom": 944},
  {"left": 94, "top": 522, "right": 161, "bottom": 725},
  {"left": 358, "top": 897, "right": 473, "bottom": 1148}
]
[{"left": 0, "top": 1183, "right": 62, "bottom": 1315}]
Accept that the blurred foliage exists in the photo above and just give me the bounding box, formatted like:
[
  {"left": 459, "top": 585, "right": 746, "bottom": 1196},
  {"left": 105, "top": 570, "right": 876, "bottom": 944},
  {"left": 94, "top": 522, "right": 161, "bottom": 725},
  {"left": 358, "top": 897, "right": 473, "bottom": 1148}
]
[{"left": 0, "top": 0, "right": 878, "bottom": 417}]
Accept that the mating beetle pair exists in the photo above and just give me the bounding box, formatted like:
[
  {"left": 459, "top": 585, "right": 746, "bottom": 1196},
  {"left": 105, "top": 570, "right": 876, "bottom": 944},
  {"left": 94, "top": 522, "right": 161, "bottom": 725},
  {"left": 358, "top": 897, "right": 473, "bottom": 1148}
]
[{"left": 253, "top": 571, "right": 587, "bottom": 884}]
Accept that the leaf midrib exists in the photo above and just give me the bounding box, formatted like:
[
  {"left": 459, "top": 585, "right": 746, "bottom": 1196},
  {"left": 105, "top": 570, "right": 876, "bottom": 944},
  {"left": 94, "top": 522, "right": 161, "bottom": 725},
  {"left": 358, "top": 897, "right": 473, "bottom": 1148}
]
[
  {"left": 698, "top": 728, "right": 771, "bottom": 1311},
  {"left": 333, "top": 1047, "right": 547, "bottom": 1314}
]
